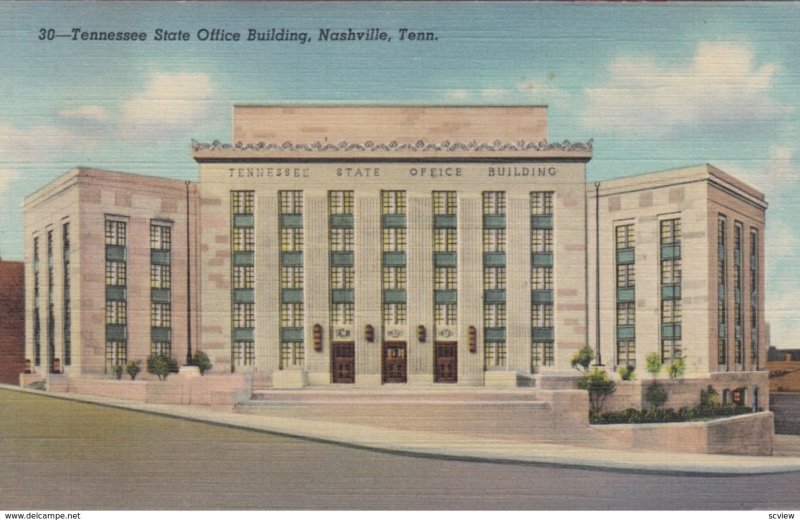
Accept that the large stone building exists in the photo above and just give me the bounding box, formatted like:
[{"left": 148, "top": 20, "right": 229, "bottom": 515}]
[{"left": 22, "top": 106, "right": 768, "bottom": 405}]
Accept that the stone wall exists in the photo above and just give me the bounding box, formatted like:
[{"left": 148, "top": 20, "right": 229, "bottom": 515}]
[{"left": 770, "top": 393, "right": 800, "bottom": 434}]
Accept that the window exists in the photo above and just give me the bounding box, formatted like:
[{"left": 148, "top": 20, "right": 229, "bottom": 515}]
[
  {"left": 329, "top": 191, "right": 353, "bottom": 215},
  {"left": 530, "top": 192, "right": 553, "bottom": 215},
  {"left": 232, "top": 191, "right": 254, "bottom": 215},
  {"left": 434, "top": 304, "right": 457, "bottom": 326},
  {"left": 433, "top": 191, "right": 456, "bottom": 215},
  {"left": 532, "top": 304, "right": 553, "bottom": 328},
  {"left": 531, "top": 267, "right": 553, "bottom": 290},
  {"left": 484, "top": 303, "right": 506, "bottom": 327},
  {"left": 105, "top": 301, "right": 127, "bottom": 325},
  {"left": 280, "top": 342, "right": 304, "bottom": 368},
  {"left": 280, "top": 266, "right": 304, "bottom": 289},
  {"left": 616, "top": 264, "right": 635, "bottom": 288},
  {"left": 150, "top": 224, "right": 171, "bottom": 250},
  {"left": 331, "top": 303, "right": 354, "bottom": 325},
  {"left": 150, "top": 265, "right": 171, "bottom": 289},
  {"left": 662, "top": 339, "right": 682, "bottom": 363},
  {"left": 661, "top": 258, "right": 682, "bottom": 284},
  {"left": 232, "top": 227, "right": 255, "bottom": 252},
  {"left": 280, "top": 303, "right": 304, "bottom": 327},
  {"left": 531, "top": 229, "right": 553, "bottom": 253},
  {"left": 63, "top": 222, "right": 71, "bottom": 366},
  {"left": 433, "top": 228, "right": 456, "bottom": 252},
  {"left": 434, "top": 268, "right": 457, "bottom": 290},
  {"left": 383, "top": 303, "right": 407, "bottom": 325},
  {"left": 105, "top": 261, "right": 127, "bottom": 286},
  {"left": 661, "top": 218, "right": 682, "bottom": 364},
  {"left": 382, "top": 228, "right": 406, "bottom": 252},
  {"left": 718, "top": 215, "right": 727, "bottom": 366},
  {"left": 617, "top": 302, "right": 635, "bottom": 326},
  {"left": 233, "top": 340, "right": 255, "bottom": 366},
  {"left": 233, "top": 303, "right": 255, "bottom": 328},
  {"left": 381, "top": 191, "right": 406, "bottom": 214},
  {"left": 330, "top": 228, "right": 354, "bottom": 251},
  {"left": 482, "top": 229, "right": 506, "bottom": 252},
  {"left": 485, "top": 341, "right": 507, "bottom": 369},
  {"left": 151, "top": 303, "right": 171, "bottom": 327},
  {"left": 661, "top": 219, "right": 681, "bottom": 244},
  {"left": 280, "top": 228, "right": 303, "bottom": 252},
  {"left": 382, "top": 267, "right": 406, "bottom": 289},
  {"left": 105, "top": 340, "right": 127, "bottom": 367},
  {"left": 532, "top": 341, "right": 554, "bottom": 369},
  {"left": 234, "top": 265, "right": 255, "bottom": 289},
  {"left": 482, "top": 192, "right": 505, "bottom": 215},
  {"left": 616, "top": 224, "right": 635, "bottom": 249},
  {"left": 330, "top": 266, "right": 354, "bottom": 290},
  {"left": 279, "top": 190, "right": 303, "bottom": 214},
  {"left": 105, "top": 220, "right": 126, "bottom": 246},
  {"left": 617, "top": 340, "right": 635, "bottom": 367},
  {"left": 483, "top": 267, "right": 506, "bottom": 290},
  {"left": 661, "top": 299, "right": 682, "bottom": 323},
  {"left": 151, "top": 342, "right": 171, "bottom": 356}
]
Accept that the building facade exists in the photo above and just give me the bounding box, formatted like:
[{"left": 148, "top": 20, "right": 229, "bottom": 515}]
[
  {"left": 23, "top": 106, "right": 768, "bottom": 400},
  {"left": 0, "top": 260, "right": 25, "bottom": 384}
]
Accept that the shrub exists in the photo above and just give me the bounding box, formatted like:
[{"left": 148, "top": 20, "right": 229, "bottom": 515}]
[
  {"left": 617, "top": 365, "right": 635, "bottom": 381},
  {"left": 192, "top": 351, "right": 213, "bottom": 375},
  {"left": 645, "top": 352, "right": 662, "bottom": 378},
  {"left": 700, "top": 385, "right": 720, "bottom": 406},
  {"left": 126, "top": 360, "right": 141, "bottom": 381},
  {"left": 590, "top": 403, "right": 752, "bottom": 424},
  {"left": 667, "top": 357, "right": 686, "bottom": 379},
  {"left": 570, "top": 346, "right": 594, "bottom": 374},
  {"left": 578, "top": 368, "right": 616, "bottom": 414},
  {"left": 645, "top": 382, "right": 668, "bottom": 408},
  {"left": 112, "top": 364, "right": 124, "bottom": 380},
  {"left": 147, "top": 353, "right": 179, "bottom": 381}
]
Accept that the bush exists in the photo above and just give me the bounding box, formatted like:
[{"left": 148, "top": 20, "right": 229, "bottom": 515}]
[
  {"left": 578, "top": 368, "right": 616, "bottom": 414},
  {"left": 617, "top": 365, "right": 635, "bottom": 381},
  {"left": 192, "top": 351, "right": 213, "bottom": 375},
  {"left": 700, "top": 385, "right": 720, "bottom": 406},
  {"left": 126, "top": 360, "right": 141, "bottom": 381},
  {"left": 147, "top": 353, "right": 179, "bottom": 381},
  {"left": 645, "top": 382, "right": 668, "bottom": 408},
  {"left": 112, "top": 364, "right": 124, "bottom": 380},
  {"left": 667, "top": 357, "right": 686, "bottom": 379},
  {"left": 570, "top": 346, "right": 594, "bottom": 374},
  {"left": 590, "top": 403, "right": 752, "bottom": 424},
  {"left": 645, "top": 352, "right": 662, "bottom": 378}
]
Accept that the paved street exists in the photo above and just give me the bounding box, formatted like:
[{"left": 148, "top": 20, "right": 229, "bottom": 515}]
[{"left": 2, "top": 388, "right": 800, "bottom": 510}]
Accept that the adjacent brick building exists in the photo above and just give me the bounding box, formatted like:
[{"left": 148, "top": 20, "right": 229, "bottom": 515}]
[{"left": 0, "top": 260, "right": 24, "bottom": 384}]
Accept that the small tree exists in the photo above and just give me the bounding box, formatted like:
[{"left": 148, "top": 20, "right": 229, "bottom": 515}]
[
  {"left": 147, "top": 353, "right": 179, "bottom": 381},
  {"left": 645, "top": 352, "right": 662, "bottom": 378},
  {"left": 645, "top": 382, "right": 668, "bottom": 408},
  {"left": 192, "top": 351, "right": 213, "bottom": 375},
  {"left": 578, "top": 368, "right": 617, "bottom": 414},
  {"left": 617, "top": 365, "right": 635, "bottom": 381},
  {"left": 667, "top": 357, "right": 686, "bottom": 379},
  {"left": 700, "top": 385, "right": 720, "bottom": 406},
  {"left": 570, "top": 346, "right": 594, "bottom": 374},
  {"left": 112, "top": 364, "right": 124, "bottom": 380},
  {"left": 126, "top": 360, "right": 141, "bottom": 380}
]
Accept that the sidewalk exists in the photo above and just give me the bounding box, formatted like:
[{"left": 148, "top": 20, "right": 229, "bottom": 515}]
[{"left": 5, "top": 383, "right": 800, "bottom": 476}]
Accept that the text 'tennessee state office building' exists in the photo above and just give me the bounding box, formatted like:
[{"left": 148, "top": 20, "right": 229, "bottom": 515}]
[{"left": 23, "top": 106, "right": 768, "bottom": 389}]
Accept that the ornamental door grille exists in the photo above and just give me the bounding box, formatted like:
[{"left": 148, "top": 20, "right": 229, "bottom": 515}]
[
  {"left": 382, "top": 342, "right": 407, "bottom": 384},
  {"left": 434, "top": 342, "right": 457, "bottom": 383},
  {"left": 332, "top": 342, "right": 355, "bottom": 384}
]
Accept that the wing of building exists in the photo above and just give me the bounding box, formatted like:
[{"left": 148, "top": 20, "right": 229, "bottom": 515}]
[{"left": 22, "top": 105, "right": 767, "bottom": 407}]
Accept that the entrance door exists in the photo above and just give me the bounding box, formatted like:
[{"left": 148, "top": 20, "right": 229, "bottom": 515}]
[
  {"left": 332, "top": 342, "right": 355, "bottom": 384},
  {"left": 434, "top": 342, "right": 457, "bottom": 383},
  {"left": 382, "top": 342, "right": 407, "bottom": 384}
]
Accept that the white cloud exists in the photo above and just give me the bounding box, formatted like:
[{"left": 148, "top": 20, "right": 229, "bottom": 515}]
[
  {"left": 120, "top": 72, "right": 216, "bottom": 140},
  {"left": 0, "top": 168, "right": 21, "bottom": 215},
  {"left": 719, "top": 145, "right": 799, "bottom": 198},
  {"left": 582, "top": 41, "right": 794, "bottom": 136},
  {"left": 0, "top": 122, "right": 76, "bottom": 162},
  {"left": 58, "top": 105, "right": 110, "bottom": 121},
  {"left": 480, "top": 88, "right": 510, "bottom": 100},
  {"left": 445, "top": 89, "right": 471, "bottom": 100}
]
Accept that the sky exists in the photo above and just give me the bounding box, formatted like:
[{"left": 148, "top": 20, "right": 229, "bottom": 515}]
[{"left": 1, "top": 1, "right": 799, "bottom": 347}]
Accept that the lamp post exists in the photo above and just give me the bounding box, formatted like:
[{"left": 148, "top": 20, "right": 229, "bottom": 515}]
[
  {"left": 185, "top": 181, "right": 193, "bottom": 365},
  {"left": 595, "top": 181, "right": 602, "bottom": 367}
]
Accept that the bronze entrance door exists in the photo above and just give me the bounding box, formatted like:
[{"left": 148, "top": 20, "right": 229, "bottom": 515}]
[
  {"left": 331, "top": 342, "right": 355, "bottom": 384},
  {"left": 434, "top": 342, "right": 457, "bottom": 383},
  {"left": 382, "top": 342, "right": 407, "bottom": 384}
]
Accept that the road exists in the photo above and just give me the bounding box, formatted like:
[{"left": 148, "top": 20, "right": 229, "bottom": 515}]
[{"left": 1, "top": 388, "right": 799, "bottom": 510}]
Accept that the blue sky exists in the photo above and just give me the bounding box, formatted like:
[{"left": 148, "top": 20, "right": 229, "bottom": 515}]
[{"left": 1, "top": 2, "right": 799, "bottom": 347}]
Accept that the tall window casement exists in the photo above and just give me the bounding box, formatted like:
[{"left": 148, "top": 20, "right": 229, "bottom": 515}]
[
  {"left": 62, "top": 222, "right": 71, "bottom": 366},
  {"left": 382, "top": 191, "right": 407, "bottom": 326},
  {"left": 150, "top": 223, "right": 172, "bottom": 356},
  {"left": 231, "top": 191, "right": 255, "bottom": 368},
  {"left": 279, "top": 190, "right": 304, "bottom": 369},
  {"left": 717, "top": 216, "right": 728, "bottom": 366},
  {"left": 46, "top": 230, "right": 55, "bottom": 372},
  {"left": 105, "top": 218, "right": 128, "bottom": 370},
  {"left": 433, "top": 191, "right": 457, "bottom": 328},
  {"left": 750, "top": 229, "right": 760, "bottom": 368},
  {"left": 615, "top": 223, "right": 635, "bottom": 368},
  {"left": 329, "top": 191, "right": 355, "bottom": 326},
  {"left": 531, "top": 192, "right": 554, "bottom": 372},
  {"left": 33, "top": 236, "right": 40, "bottom": 366},
  {"left": 733, "top": 222, "right": 744, "bottom": 367},
  {"left": 483, "top": 191, "right": 507, "bottom": 370},
  {"left": 660, "top": 218, "right": 682, "bottom": 363}
]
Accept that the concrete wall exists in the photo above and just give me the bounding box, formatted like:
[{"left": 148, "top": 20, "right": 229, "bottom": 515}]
[{"left": 770, "top": 393, "right": 800, "bottom": 434}]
